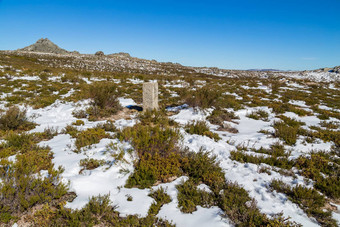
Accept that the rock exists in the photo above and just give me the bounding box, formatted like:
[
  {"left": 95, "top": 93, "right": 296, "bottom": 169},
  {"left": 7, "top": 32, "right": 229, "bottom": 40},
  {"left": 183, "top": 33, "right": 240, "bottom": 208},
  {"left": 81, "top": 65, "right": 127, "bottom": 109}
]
[
  {"left": 95, "top": 51, "right": 104, "bottom": 56},
  {"left": 143, "top": 82, "right": 159, "bottom": 111},
  {"left": 18, "top": 38, "right": 70, "bottom": 54}
]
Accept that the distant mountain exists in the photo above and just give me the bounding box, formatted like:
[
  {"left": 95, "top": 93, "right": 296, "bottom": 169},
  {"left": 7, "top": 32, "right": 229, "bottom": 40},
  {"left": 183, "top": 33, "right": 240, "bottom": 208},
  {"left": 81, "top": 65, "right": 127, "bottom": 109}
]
[
  {"left": 18, "top": 38, "right": 70, "bottom": 54},
  {"left": 247, "top": 69, "right": 282, "bottom": 72}
]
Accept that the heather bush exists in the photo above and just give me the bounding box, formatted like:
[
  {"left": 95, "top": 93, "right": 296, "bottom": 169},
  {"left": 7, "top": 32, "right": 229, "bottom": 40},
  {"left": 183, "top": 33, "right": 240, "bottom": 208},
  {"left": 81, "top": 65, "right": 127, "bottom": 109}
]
[
  {"left": 87, "top": 82, "right": 122, "bottom": 119},
  {"left": 246, "top": 109, "right": 269, "bottom": 121},
  {"left": 148, "top": 187, "right": 172, "bottom": 216},
  {"left": 176, "top": 179, "right": 214, "bottom": 213},
  {"left": 270, "top": 179, "right": 337, "bottom": 226},
  {"left": 0, "top": 106, "right": 35, "bottom": 131},
  {"left": 185, "top": 120, "right": 221, "bottom": 141}
]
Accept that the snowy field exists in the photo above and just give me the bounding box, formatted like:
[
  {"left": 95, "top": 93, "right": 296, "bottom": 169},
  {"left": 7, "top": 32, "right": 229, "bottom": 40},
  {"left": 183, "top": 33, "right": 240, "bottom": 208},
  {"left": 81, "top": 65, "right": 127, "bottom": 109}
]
[{"left": 0, "top": 61, "right": 339, "bottom": 226}]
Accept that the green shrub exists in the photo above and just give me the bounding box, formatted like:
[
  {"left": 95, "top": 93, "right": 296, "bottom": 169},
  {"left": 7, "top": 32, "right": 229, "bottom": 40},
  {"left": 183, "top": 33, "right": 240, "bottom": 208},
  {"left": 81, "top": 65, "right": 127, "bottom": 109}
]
[
  {"left": 72, "top": 119, "right": 85, "bottom": 126},
  {"left": 95, "top": 121, "right": 117, "bottom": 132},
  {"left": 30, "top": 194, "right": 175, "bottom": 226},
  {"left": 176, "top": 179, "right": 214, "bottom": 213},
  {"left": 79, "top": 158, "right": 106, "bottom": 173},
  {"left": 230, "top": 150, "right": 294, "bottom": 170},
  {"left": 185, "top": 120, "right": 220, "bottom": 141},
  {"left": 74, "top": 128, "right": 110, "bottom": 151},
  {"left": 181, "top": 150, "right": 225, "bottom": 194},
  {"left": 126, "top": 152, "right": 182, "bottom": 188},
  {"left": 117, "top": 124, "right": 181, "bottom": 158},
  {"left": 182, "top": 86, "right": 222, "bottom": 109},
  {"left": 0, "top": 106, "right": 35, "bottom": 131},
  {"left": 246, "top": 109, "right": 269, "bottom": 121},
  {"left": 138, "top": 109, "right": 177, "bottom": 127},
  {"left": 87, "top": 82, "right": 122, "bottom": 119},
  {"left": 218, "top": 182, "right": 269, "bottom": 227},
  {"left": 0, "top": 145, "right": 68, "bottom": 224},
  {"left": 148, "top": 187, "right": 172, "bottom": 216},
  {"left": 273, "top": 121, "right": 299, "bottom": 145},
  {"left": 207, "top": 109, "right": 239, "bottom": 126},
  {"left": 72, "top": 109, "right": 88, "bottom": 118},
  {"left": 62, "top": 124, "right": 79, "bottom": 137},
  {"left": 270, "top": 179, "right": 337, "bottom": 226}
]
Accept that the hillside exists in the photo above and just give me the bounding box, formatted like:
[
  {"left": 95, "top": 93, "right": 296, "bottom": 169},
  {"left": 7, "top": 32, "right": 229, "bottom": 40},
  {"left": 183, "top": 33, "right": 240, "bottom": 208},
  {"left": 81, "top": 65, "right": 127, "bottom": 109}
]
[
  {"left": 2, "top": 38, "right": 340, "bottom": 82},
  {"left": 0, "top": 41, "right": 339, "bottom": 227}
]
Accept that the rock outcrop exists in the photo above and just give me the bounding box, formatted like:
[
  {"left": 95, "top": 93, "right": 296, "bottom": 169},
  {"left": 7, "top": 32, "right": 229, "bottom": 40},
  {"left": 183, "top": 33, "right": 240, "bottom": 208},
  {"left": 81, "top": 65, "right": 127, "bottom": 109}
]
[{"left": 18, "top": 38, "right": 70, "bottom": 54}]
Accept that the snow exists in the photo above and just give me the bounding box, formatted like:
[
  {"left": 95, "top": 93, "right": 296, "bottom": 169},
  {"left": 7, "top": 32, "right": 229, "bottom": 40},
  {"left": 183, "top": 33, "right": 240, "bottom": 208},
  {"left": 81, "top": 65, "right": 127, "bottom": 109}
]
[
  {"left": 118, "top": 97, "right": 137, "bottom": 107},
  {"left": 2, "top": 72, "right": 338, "bottom": 226},
  {"left": 11, "top": 75, "right": 40, "bottom": 81},
  {"left": 155, "top": 177, "right": 230, "bottom": 227}
]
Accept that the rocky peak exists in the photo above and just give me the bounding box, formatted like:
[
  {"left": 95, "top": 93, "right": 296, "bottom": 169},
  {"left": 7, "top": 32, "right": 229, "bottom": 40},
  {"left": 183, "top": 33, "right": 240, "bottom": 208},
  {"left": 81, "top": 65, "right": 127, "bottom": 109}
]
[{"left": 18, "top": 38, "right": 70, "bottom": 54}]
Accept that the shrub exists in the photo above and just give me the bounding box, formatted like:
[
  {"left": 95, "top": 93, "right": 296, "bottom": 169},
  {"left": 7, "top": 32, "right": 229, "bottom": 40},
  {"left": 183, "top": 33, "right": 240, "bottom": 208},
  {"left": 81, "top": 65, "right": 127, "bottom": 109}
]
[
  {"left": 176, "top": 179, "right": 214, "bottom": 213},
  {"left": 126, "top": 152, "right": 182, "bottom": 188},
  {"left": 72, "top": 119, "right": 85, "bottom": 126},
  {"left": 148, "top": 187, "right": 172, "bottom": 216},
  {"left": 0, "top": 142, "right": 68, "bottom": 224},
  {"left": 207, "top": 109, "right": 239, "bottom": 126},
  {"left": 30, "top": 194, "right": 175, "bottom": 226},
  {"left": 270, "top": 179, "right": 337, "bottom": 226},
  {"left": 185, "top": 120, "right": 220, "bottom": 141},
  {"left": 117, "top": 124, "right": 181, "bottom": 158},
  {"left": 72, "top": 109, "right": 88, "bottom": 118},
  {"left": 74, "top": 128, "right": 110, "bottom": 151},
  {"left": 246, "top": 109, "right": 269, "bottom": 121},
  {"left": 218, "top": 182, "right": 269, "bottom": 227},
  {"left": 273, "top": 121, "right": 299, "bottom": 145},
  {"left": 0, "top": 106, "right": 35, "bottom": 131},
  {"left": 95, "top": 121, "right": 117, "bottom": 132},
  {"left": 79, "top": 158, "right": 106, "bottom": 173},
  {"left": 61, "top": 125, "right": 79, "bottom": 138},
  {"left": 230, "top": 150, "right": 294, "bottom": 170},
  {"left": 87, "top": 82, "right": 122, "bottom": 119},
  {"left": 138, "top": 109, "right": 177, "bottom": 127},
  {"left": 182, "top": 86, "right": 222, "bottom": 109},
  {"left": 181, "top": 150, "right": 225, "bottom": 194}
]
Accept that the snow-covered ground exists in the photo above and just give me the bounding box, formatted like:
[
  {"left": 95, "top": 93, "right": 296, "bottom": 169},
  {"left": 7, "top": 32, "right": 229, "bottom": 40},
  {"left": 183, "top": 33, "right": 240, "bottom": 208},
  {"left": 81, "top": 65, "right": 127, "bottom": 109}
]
[
  {"left": 3, "top": 97, "right": 333, "bottom": 226},
  {"left": 1, "top": 65, "right": 339, "bottom": 226}
]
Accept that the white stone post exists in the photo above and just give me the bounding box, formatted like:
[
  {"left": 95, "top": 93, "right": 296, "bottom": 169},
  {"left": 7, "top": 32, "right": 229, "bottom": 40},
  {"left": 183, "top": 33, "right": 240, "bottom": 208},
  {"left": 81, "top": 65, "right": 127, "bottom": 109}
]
[{"left": 143, "top": 82, "right": 159, "bottom": 111}]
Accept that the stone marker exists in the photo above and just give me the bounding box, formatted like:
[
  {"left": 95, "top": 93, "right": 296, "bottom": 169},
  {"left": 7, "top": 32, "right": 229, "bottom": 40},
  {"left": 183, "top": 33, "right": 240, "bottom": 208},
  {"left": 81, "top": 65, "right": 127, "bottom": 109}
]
[{"left": 143, "top": 82, "right": 159, "bottom": 111}]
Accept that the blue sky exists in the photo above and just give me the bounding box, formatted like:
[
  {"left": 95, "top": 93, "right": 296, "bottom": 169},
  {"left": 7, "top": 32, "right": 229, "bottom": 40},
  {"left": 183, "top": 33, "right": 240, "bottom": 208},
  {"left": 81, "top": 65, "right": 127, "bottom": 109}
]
[{"left": 0, "top": 0, "right": 339, "bottom": 70}]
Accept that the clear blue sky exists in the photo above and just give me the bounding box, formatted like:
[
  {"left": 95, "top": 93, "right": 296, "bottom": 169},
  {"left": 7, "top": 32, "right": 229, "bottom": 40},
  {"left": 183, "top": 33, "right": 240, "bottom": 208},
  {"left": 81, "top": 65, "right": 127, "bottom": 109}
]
[{"left": 0, "top": 0, "right": 339, "bottom": 70}]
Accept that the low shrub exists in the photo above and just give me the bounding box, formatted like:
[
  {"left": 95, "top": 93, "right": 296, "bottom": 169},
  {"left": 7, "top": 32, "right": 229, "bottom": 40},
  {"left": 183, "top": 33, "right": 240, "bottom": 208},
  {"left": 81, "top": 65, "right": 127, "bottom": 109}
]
[
  {"left": 72, "top": 119, "right": 85, "bottom": 126},
  {"left": 30, "top": 194, "right": 175, "bottom": 226},
  {"left": 79, "top": 158, "right": 106, "bottom": 173},
  {"left": 181, "top": 150, "right": 225, "bottom": 194},
  {"left": 270, "top": 179, "right": 337, "bottom": 226},
  {"left": 126, "top": 152, "right": 182, "bottom": 188},
  {"left": 61, "top": 125, "right": 79, "bottom": 138},
  {"left": 230, "top": 150, "right": 294, "bottom": 170},
  {"left": 176, "top": 179, "right": 214, "bottom": 213},
  {"left": 207, "top": 109, "right": 239, "bottom": 126},
  {"left": 185, "top": 120, "right": 220, "bottom": 141},
  {"left": 246, "top": 109, "right": 269, "bottom": 121},
  {"left": 148, "top": 187, "right": 172, "bottom": 216},
  {"left": 117, "top": 124, "right": 181, "bottom": 158},
  {"left": 273, "top": 121, "right": 299, "bottom": 145},
  {"left": 74, "top": 128, "right": 110, "bottom": 151},
  {"left": 87, "top": 82, "right": 122, "bottom": 119},
  {"left": 0, "top": 106, "right": 35, "bottom": 131},
  {"left": 181, "top": 86, "right": 222, "bottom": 109},
  {"left": 95, "top": 121, "right": 117, "bottom": 132}
]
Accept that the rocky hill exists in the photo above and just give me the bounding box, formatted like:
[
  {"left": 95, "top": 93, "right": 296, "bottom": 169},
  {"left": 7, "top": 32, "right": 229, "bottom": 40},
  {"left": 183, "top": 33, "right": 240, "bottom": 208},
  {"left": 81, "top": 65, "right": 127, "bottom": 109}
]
[
  {"left": 1, "top": 38, "right": 339, "bottom": 82},
  {"left": 18, "top": 38, "right": 71, "bottom": 54}
]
